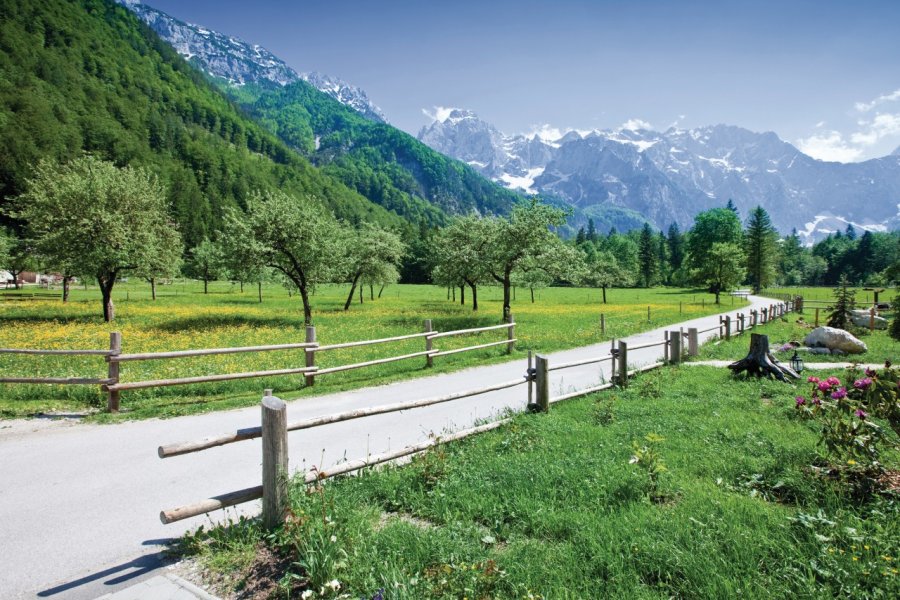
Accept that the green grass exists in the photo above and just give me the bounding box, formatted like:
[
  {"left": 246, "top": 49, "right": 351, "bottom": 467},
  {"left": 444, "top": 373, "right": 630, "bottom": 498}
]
[
  {"left": 0, "top": 282, "right": 745, "bottom": 421},
  {"left": 693, "top": 313, "right": 898, "bottom": 365},
  {"left": 176, "top": 366, "right": 900, "bottom": 599}
]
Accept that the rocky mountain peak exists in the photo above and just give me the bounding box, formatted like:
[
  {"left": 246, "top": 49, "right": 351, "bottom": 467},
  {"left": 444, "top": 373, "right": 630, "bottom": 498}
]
[{"left": 121, "top": 1, "right": 386, "bottom": 122}]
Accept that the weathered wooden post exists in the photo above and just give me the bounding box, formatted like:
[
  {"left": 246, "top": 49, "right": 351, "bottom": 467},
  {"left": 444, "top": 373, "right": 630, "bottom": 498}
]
[
  {"left": 669, "top": 330, "right": 681, "bottom": 364},
  {"left": 506, "top": 313, "right": 515, "bottom": 354},
  {"left": 796, "top": 296, "right": 804, "bottom": 314},
  {"left": 724, "top": 315, "right": 732, "bottom": 340},
  {"left": 304, "top": 326, "right": 316, "bottom": 386},
  {"left": 424, "top": 319, "right": 434, "bottom": 367},
  {"left": 610, "top": 341, "right": 617, "bottom": 385},
  {"left": 617, "top": 341, "right": 628, "bottom": 388},
  {"left": 600, "top": 313, "right": 605, "bottom": 335},
  {"left": 738, "top": 313, "right": 745, "bottom": 334},
  {"left": 870, "top": 308, "right": 876, "bottom": 332},
  {"left": 107, "top": 331, "right": 122, "bottom": 413},
  {"left": 663, "top": 331, "right": 670, "bottom": 363},
  {"left": 815, "top": 308, "right": 820, "bottom": 327},
  {"left": 688, "top": 327, "right": 699, "bottom": 356},
  {"left": 647, "top": 305, "right": 651, "bottom": 322},
  {"left": 719, "top": 316, "right": 724, "bottom": 337},
  {"left": 535, "top": 354, "right": 549, "bottom": 413},
  {"left": 527, "top": 350, "right": 534, "bottom": 406},
  {"left": 261, "top": 393, "right": 288, "bottom": 530},
  {"left": 761, "top": 307, "right": 768, "bottom": 323}
]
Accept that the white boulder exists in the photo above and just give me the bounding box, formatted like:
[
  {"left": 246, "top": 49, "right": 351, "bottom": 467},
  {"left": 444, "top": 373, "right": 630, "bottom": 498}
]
[
  {"left": 804, "top": 326, "right": 867, "bottom": 354},
  {"left": 850, "top": 309, "right": 888, "bottom": 330}
]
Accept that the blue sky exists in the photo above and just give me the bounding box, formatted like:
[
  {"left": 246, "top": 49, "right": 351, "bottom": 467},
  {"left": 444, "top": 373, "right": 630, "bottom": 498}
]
[{"left": 146, "top": 0, "right": 900, "bottom": 162}]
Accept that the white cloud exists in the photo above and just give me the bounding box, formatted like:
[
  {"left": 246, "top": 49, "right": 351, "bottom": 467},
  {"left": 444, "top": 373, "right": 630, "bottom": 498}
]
[
  {"left": 421, "top": 106, "right": 459, "bottom": 122},
  {"left": 815, "top": 120, "right": 826, "bottom": 128},
  {"left": 850, "top": 112, "right": 900, "bottom": 146},
  {"left": 796, "top": 130, "right": 864, "bottom": 162},
  {"left": 854, "top": 89, "right": 900, "bottom": 112},
  {"left": 527, "top": 124, "right": 564, "bottom": 143},
  {"left": 620, "top": 118, "right": 652, "bottom": 131}
]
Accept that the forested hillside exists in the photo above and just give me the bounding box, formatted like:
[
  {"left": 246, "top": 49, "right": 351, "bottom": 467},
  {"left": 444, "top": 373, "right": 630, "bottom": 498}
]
[
  {"left": 221, "top": 80, "right": 523, "bottom": 223},
  {"left": 0, "top": 0, "right": 405, "bottom": 247}
]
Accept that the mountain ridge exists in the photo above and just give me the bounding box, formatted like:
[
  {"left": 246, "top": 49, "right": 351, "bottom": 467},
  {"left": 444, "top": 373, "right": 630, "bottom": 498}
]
[{"left": 418, "top": 110, "right": 900, "bottom": 239}]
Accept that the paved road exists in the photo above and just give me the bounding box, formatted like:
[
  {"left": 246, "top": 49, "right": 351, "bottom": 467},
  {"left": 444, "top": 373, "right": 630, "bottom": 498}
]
[{"left": 0, "top": 296, "right": 776, "bottom": 599}]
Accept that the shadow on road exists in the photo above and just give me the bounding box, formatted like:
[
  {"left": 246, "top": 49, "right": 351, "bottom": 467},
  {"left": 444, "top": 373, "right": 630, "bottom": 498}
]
[{"left": 37, "top": 545, "right": 174, "bottom": 597}]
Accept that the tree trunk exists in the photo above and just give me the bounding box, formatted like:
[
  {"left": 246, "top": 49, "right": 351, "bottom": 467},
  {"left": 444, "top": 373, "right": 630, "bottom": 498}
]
[
  {"left": 602, "top": 285, "right": 607, "bottom": 304},
  {"left": 460, "top": 284, "right": 465, "bottom": 306},
  {"left": 467, "top": 281, "right": 478, "bottom": 311},
  {"left": 378, "top": 284, "right": 385, "bottom": 299},
  {"left": 359, "top": 282, "right": 363, "bottom": 304},
  {"left": 258, "top": 281, "right": 263, "bottom": 303},
  {"left": 728, "top": 333, "right": 799, "bottom": 382},
  {"left": 299, "top": 283, "right": 312, "bottom": 326},
  {"left": 203, "top": 276, "right": 208, "bottom": 294},
  {"left": 715, "top": 290, "right": 720, "bottom": 305},
  {"left": 150, "top": 277, "right": 156, "bottom": 301},
  {"left": 451, "top": 286, "right": 455, "bottom": 302},
  {"left": 344, "top": 273, "right": 361, "bottom": 310},
  {"left": 62, "top": 276, "right": 71, "bottom": 302},
  {"left": 502, "top": 273, "right": 512, "bottom": 322},
  {"left": 369, "top": 284, "right": 374, "bottom": 301},
  {"left": 513, "top": 286, "right": 516, "bottom": 301},
  {"left": 98, "top": 274, "right": 116, "bottom": 322},
  {"left": 240, "top": 280, "right": 244, "bottom": 293}
]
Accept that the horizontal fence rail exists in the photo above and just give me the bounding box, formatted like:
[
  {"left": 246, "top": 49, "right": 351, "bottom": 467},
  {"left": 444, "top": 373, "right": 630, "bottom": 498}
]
[{"left": 3, "top": 316, "right": 517, "bottom": 413}]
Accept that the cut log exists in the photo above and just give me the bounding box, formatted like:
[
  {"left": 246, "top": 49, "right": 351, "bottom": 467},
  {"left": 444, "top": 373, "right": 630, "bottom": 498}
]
[{"left": 728, "top": 333, "right": 799, "bottom": 382}]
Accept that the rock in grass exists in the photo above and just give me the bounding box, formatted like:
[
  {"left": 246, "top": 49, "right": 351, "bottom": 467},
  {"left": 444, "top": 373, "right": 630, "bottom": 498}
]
[{"left": 804, "top": 326, "right": 867, "bottom": 354}]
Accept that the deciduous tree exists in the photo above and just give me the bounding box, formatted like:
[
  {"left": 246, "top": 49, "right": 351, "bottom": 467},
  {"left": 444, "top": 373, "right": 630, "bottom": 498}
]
[{"left": 12, "top": 156, "right": 181, "bottom": 321}]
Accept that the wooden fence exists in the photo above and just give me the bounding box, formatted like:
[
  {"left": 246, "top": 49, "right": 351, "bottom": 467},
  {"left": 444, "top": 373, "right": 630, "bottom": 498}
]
[
  {"left": 0, "top": 316, "right": 516, "bottom": 412},
  {"left": 157, "top": 298, "right": 797, "bottom": 528}
]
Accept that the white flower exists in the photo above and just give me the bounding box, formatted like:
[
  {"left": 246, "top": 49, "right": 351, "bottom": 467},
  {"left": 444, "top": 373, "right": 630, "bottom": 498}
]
[
  {"left": 300, "top": 591, "right": 314, "bottom": 600},
  {"left": 327, "top": 579, "right": 341, "bottom": 591},
  {"left": 330, "top": 535, "right": 337, "bottom": 543}
]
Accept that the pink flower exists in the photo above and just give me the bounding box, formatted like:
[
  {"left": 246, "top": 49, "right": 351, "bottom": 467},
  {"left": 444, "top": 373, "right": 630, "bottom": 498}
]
[
  {"left": 818, "top": 381, "right": 832, "bottom": 392},
  {"left": 853, "top": 378, "right": 873, "bottom": 390},
  {"left": 807, "top": 376, "right": 820, "bottom": 384},
  {"left": 830, "top": 387, "right": 847, "bottom": 400},
  {"left": 826, "top": 376, "right": 841, "bottom": 386},
  {"left": 812, "top": 397, "right": 822, "bottom": 406},
  {"left": 855, "top": 409, "right": 867, "bottom": 419},
  {"left": 865, "top": 368, "right": 877, "bottom": 378},
  {"left": 795, "top": 396, "right": 806, "bottom": 406}
]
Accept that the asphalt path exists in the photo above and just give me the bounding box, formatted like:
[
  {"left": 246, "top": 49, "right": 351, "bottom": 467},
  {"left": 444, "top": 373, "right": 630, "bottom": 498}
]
[{"left": 0, "top": 295, "right": 776, "bottom": 599}]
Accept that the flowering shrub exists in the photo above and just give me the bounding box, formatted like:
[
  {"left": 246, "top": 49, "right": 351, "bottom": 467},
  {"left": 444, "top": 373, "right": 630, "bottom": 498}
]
[{"left": 795, "top": 364, "right": 899, "bottom": 472}]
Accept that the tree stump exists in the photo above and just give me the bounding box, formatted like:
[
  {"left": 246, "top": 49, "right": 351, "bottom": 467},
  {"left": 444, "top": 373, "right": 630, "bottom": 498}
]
[{"left": 728, "top": 333, "right": 799, "bottom": 382}]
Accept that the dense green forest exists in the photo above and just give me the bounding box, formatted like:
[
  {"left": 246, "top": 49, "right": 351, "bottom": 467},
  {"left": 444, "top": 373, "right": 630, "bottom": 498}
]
[
  {"left": 0, "top": 0, "right": 409, "bottom": 248},
  {"left": 220, "top": 79, "right": 523, "bottom": 225}
]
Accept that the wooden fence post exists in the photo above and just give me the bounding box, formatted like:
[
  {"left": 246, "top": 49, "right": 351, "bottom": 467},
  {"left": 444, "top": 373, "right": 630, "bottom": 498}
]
[
  {"left": 663, "top": 331, "right": 670, "bottom": 363},
  {"left": 424, "top": 319, "right": 433, "bottom": 367},
  {"left": 738, "top": 313, "right": 745, "bottom": 334},
  {"left": 107, "top": 331, "right": 121, "bottom": 413},
  {"left": 688, "top": 328, "right": 699, "bottom": 356},
  {"left": 647, "top": 305, "right": 651, "bottom": 322},
  {"left": 610, "top": 342, "right": 617, "bottom": 385},
  {"left": 527, "top": 350, "right": 533, "bottom": 406},
  {"left": 600, "top": 313, "right": 605, "bottom": 335},
  {"left": 535, "top": 355, "right": 549, "bottom": 413},
  {"left": 669, "top": 330, "right": 681, "bottom": 364},
  {"left": 304, "top": 326, "right": 316, "bottom": 386},
  {"left": 506, "top": 314, "right": 515, "bottom": 354},
  {"left": 815, "top": 308, "right": 819, "bottom": 327},
  {"left": 617, "top": 341, "right": 628, "bottom": 388},
  {"left": 261, "top": 393, "right": 288, "bottom": 530},
  {"left": 725, "top": 315, "right": 731, "bottom": 340},
  {"left": 870, "top": 308, "right": 876, "bottom": 332}
]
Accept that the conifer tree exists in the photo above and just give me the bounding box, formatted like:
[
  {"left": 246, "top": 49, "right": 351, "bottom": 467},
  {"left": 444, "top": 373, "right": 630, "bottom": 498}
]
[
  {"left": 826, "top": 275, "right": 856, "bottom": 330},
  {"left": 638, "top": 223, "right": 658, "bottom": 287},
  {"left": 744, "top": 205, "right": 779, "bottom": 293}
]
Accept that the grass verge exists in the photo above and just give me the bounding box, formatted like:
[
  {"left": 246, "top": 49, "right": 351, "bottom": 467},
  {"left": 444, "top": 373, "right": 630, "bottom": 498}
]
[{"left": 175, "top": 366, "right": 900, "bottom": 599}]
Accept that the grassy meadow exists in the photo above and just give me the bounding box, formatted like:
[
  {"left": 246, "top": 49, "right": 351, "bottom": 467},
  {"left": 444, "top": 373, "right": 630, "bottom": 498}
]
[
  {"left": 177, "top": 365, "right": 900, "bottom": 599},
  {"left": 0, "top": 281, "right": 745, "bottom": 421}
]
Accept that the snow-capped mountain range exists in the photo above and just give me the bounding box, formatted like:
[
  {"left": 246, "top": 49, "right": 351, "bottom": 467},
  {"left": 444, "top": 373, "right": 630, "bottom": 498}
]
[
  {"left": 418, "top": 109, "right": 900, "bottom": 240},
  {"left": 120, "top": 1, "right": 387, "bottom": 123}
]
